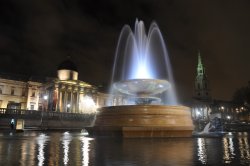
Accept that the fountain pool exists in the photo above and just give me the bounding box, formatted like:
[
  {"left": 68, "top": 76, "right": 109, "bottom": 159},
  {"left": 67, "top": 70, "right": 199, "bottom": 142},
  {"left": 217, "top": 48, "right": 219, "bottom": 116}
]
[{"left": 89, "top": 19, "right": 194, "bottom": 137}]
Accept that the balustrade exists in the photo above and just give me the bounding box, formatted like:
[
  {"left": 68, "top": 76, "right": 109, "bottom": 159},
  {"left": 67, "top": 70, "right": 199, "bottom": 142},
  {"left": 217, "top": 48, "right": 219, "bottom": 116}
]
[{"left": 0, "top": 108, "right": 96, "bottom": 121}]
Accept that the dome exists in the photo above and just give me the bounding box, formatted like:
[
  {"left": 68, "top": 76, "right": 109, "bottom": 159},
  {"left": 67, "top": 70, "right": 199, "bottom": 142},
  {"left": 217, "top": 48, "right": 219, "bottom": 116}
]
[
  {"left": 57, "top": 57, "right": 78, "bottom": 80},
  {"left": 57, "top": 59, "right": 78, "bottom": 72}
]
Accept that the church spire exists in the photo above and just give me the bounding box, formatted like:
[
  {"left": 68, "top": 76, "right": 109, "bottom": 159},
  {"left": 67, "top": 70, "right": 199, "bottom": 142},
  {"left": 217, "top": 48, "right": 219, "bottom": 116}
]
[
  {"left": 198, "top": 51, "right": 202, "bottom": 66},
  {"left": 195, "top": 51, "right": 210, "bottom": 100},
  {"left": 197, "top": 51, "right": 205, "bottom": 76}
]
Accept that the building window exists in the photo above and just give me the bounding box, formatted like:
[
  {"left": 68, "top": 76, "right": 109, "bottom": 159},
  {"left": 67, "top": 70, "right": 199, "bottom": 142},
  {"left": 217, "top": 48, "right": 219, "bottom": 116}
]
[
  {"left": 30, "top": 105, "right": 34, "bottom": 110},
  {"left": 7, "top": 102, "right": 21, "bottom": 109},
  {"left": 11, "top": 88, "right": 15, "bottom": 95},
  {"left": 31, "top": 91, "right": 35, "bottom": 97},
  {"left": 0, "top": 85, "right": 3, "bottom": 94},
  {"left": 22, "top": 88, "right": 25, "bottom": 96}
]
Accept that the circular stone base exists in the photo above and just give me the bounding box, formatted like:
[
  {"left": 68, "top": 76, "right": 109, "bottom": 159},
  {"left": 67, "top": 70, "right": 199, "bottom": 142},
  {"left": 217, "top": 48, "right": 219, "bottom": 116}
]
[{"left": 88, "top": 105, "right": 194, "bottom": 137}]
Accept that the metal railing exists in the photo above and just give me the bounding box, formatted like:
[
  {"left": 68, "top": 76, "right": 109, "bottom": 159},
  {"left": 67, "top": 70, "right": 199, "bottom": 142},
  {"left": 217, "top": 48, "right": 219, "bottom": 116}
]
[{"left": 0, "top": 108, "right": 96, "bottom": 121}]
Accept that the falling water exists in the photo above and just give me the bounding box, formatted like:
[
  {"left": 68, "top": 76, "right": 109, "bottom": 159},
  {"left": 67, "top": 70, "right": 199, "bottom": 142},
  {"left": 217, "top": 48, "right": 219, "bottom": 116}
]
[{"left": 110, "top": 19, "right": 178, "bottom": 105}]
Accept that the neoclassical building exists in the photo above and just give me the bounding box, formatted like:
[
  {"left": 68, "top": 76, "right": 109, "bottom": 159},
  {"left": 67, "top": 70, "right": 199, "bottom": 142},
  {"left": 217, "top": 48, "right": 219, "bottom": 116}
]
[
  {"left": 0, "top": 74, "right": 45, "bottom": 110},
  {"left": 45, "top": 58, "right": 99, "bottom": 113},
  {"left": 0, "top": 58, "right": 110, "bottom": 113}
]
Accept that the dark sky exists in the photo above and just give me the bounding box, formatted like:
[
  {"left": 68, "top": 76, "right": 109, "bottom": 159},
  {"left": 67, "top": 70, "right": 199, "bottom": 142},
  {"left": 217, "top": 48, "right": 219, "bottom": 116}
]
[{"left": 0, "top": 0, "right": 250, "bottom": 105}]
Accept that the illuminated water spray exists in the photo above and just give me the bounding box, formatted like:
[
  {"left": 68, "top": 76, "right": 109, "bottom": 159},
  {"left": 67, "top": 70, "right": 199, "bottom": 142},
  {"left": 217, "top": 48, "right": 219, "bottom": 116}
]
[
  {"left": 79, "top": 95, "right": 97, "bottom": 114},
  {"left": 110, "top": 19, "right": 178, "bottom": 105}
]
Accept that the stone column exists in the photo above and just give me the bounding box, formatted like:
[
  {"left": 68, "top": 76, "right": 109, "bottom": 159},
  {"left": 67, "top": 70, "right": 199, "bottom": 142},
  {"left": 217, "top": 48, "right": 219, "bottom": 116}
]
[
  {"left": 71, "top": 91, "right": 75, "bottom": 113},
  {"left": 70, "top": 91, "right": 73, "bottom": 113},
  {"left": 55, "top": 85, "right": 60, "bottom": 112},
  {"left": 76, "top": 91, "right": 80, "bottom": 113},
  {"left": 59, "top": 90, "right": 62, "bottom": 112},
  {"left": 64, "top": 89, "right": 68, "bottom": 112},
  {"left": 26, "top": 85, "right": 32, "bottom": 109}
]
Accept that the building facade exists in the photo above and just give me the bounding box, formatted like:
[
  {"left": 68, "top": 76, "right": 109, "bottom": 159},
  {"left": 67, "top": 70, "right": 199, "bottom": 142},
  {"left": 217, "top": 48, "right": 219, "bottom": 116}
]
[
  {"left": 0, "top": 58, "right": 110, "bottom": 113},
  {"left": 45, "top": 58, "right": 99, "bottom": 113},
  {"left": 192, "top": 52, "right": 212, "bottom": 123},
  {"left": 0, "top": 76, "right": 44, "bottom": 110},
  {"left": 192, "top": 52, "right": 249, "bottom": 129}
]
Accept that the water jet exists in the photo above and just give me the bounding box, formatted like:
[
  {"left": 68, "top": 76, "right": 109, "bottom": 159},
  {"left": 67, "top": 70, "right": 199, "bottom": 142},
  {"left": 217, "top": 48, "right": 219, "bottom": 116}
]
[{"left": 90, "top": 19, "right": 194, "bottom": 137}]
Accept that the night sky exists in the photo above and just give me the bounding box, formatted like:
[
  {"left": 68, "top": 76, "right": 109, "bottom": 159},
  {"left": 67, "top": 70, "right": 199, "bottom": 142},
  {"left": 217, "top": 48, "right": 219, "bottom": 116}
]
[{"left": 0, "top": 0, "right": 250, "bottom": 105}]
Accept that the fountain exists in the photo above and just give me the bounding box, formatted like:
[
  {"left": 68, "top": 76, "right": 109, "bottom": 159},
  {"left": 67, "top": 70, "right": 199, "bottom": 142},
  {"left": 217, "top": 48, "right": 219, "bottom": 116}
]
[{"left": 90, "top": 19, "right": 194, "bottom": 137}]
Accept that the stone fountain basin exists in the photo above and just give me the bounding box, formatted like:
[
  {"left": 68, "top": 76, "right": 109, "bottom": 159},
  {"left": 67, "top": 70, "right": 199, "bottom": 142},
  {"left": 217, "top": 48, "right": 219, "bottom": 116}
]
[
  {"left": 89, "top": 105, "right": 194, "bottom": 137},
  {"left": 113, "top": 79, "right": 171, "bottom": 96}
]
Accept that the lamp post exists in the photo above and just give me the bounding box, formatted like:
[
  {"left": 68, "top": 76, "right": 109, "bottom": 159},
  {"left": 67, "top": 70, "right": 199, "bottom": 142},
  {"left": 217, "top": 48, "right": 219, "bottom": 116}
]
[
  {"left": 227, "top": 115, "right": 231, "bottom": 123},
  {"left": 67, "top": 104, "right": 71, "bottom": 113},
  {"left": 41, "top": 94, "right": 48, "bottom": 127},
  {"left": 43, "top": 95, "right": 48, "bottom": 111}
]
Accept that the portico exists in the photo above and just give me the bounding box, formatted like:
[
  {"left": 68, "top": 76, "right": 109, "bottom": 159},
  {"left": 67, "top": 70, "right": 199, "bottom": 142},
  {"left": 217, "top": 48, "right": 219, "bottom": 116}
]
[{"left": 46, "top": 57, "right": 97, "bottom": 113}]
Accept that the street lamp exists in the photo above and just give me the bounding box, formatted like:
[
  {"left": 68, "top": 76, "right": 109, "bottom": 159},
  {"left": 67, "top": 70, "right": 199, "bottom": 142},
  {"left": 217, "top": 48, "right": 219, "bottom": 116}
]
[
  {"left": 41, "top": 94, "right": 48, "bottom": 126},
  {"left": 43, "top": 95, "right": 48, "bottom": 100},
  {"left": 43, "top": 95, "right": 48, "bottom": 111},
  {"left": 227, "top": 115, "right": 231, "bottom": 124},
  {"left": 67, "top": 104, "right": 71, "bottom": 112}
]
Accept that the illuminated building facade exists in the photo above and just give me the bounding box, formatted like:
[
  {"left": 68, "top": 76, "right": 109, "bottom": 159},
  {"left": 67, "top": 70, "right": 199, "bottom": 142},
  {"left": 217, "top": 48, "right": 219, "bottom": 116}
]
[
  {"left": 0, "top": 58, "right": 109, "bottom": 113},
  {"left": 0, "top": 74, "right": 45, "bottom": 110},
  {"left": 45, "top": 58, "right": 99, "bottom": 113},
  {"left": 192, "top": 52, "right": 249, "bottom": 130},
  {"left": 194, "top": 52, "right": 211, "bottom": 100},
  {"left": 192, "top": 52, "right": 212, "bottom": 123}
]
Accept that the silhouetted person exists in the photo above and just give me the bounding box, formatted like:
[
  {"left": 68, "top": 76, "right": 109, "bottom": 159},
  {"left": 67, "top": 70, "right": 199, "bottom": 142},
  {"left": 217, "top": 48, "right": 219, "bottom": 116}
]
[{"left": 10, "top": 119, "right": 15, "bottom": 130}]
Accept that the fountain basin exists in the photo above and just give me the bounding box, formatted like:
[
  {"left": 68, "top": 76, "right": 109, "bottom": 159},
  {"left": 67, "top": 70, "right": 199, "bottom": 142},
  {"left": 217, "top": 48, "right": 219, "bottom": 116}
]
[
  {"left": 113, "top": 79, "right": 171, "bottom": 96},
  {"left": 89, "top": 105, "right": 194, "bottom": 137}
]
